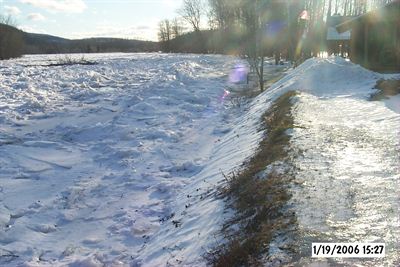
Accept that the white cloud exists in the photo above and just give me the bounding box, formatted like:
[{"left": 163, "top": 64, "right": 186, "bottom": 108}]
[
  {"left": 162, "top": 0, "right": 181, "bottom": 8},
  {"left": 4, "top": 6, "right": 22, "bottom": 16},
  {"left": 136, "top": 25, "right": 151, "bottom": 30},
  {"left": 19, "top": 0, "right": 86, "bottom": 13},
  {"left": 18, "top": 25, "right": 47, "bottom": 34},
  {"left": 70, "top": 24, "right": 159, "bottom": 41},
  {"left": 27, "top": 13, "right": 46, "bottom": 21}
]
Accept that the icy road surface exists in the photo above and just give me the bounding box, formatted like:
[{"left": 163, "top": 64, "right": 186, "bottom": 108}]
[{"left": 262, "top": 58, "right": 400, "bottom": 266}]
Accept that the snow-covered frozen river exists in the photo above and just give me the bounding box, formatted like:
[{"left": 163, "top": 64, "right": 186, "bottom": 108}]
[
  {"left": 0, "top": 53, "right": 261, "bottom": 266},
  {"left": 0, "top": 53, "right": 293, "bottom": 266}
]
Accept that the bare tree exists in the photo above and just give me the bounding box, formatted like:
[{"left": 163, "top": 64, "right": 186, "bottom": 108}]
[
  {"left": 158, "top": 19, "right": 172, "bottom": 42},
  {"left": 179, "top": 0, "right": 203, "bottom": 32},
  {"left": 158, "top": 19, "right": 172, "bottom": 52},
  {"left": 207, "top": 0, "right": 242, "bottom": 30},
  {"left": 171, "top": 18, "right": 183, "bottom": 38},
  {"left": 0, "top": 14, "right": 16, "bottom": 26},
  {"left": 208, "top": 0, "right": 227, "bottom": 29}
]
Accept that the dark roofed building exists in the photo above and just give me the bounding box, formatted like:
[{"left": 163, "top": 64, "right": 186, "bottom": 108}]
[{"left": 336, "top": 0, "right": 400, "bottom": 72}]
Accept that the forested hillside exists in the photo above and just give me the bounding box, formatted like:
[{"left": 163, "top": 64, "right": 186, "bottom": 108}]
[
  {"left": 0, "top": 22, "right": 159, "bottom": 59},
  {"left": 0, "top": 23, "right": 24, "bottom": 60},
  {"left": 23, "top": 34, "right": 159, "bottom": 54}
]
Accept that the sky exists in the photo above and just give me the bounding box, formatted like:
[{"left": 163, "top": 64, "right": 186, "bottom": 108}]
[{"left": 0, "top": 0, "right": 184, "bottom": 41}]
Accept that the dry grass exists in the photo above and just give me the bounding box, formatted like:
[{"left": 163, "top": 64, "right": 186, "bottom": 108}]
[
  {"left": 370, "top": 79, "right": 400, "bottom": 101},
  {"left": 207, "top": 91, "right": 297, "bottom": 266},
  {"left": 48, "top": 55, "right": 97, "bottom": 67}
]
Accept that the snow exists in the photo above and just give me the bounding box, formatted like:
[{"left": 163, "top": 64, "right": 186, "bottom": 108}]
[
  {"left": 0, "top": 53, "right": 398, "bottom": 266},
  {"left": 384, "top": 94, "right": 400, "bottom": 113},
  {"left": 262, "top": 57, "right": 399, "bottom": 265},
  {"left": 289, "top": 94, "right": 399, "bottom": 266},
  {"left": 326, "top": 27, "right": 351, "bottom": 40},
  {"left": 0, "top": 53, "right": 289, "bottom": 266}
]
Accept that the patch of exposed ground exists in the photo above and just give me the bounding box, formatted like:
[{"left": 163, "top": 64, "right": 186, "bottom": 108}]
[
  {"left": 232, "top": 65, "right": 290, "bottom": 100},
  {"left": 370, "top": 79, "right": 400, "bottom": 100},
  {"left": 208, "top": 91, "right": 298, "bottom": 266}
]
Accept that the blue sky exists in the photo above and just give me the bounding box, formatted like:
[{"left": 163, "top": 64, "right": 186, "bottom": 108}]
[{"left": 0, "top": 0, "right": 184, "bottom": 40}]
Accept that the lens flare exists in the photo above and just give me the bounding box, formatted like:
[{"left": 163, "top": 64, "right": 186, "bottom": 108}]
[
  {"left": 215, "top": 89, "right": 230, "bottom": 106},
  {"left": 220, "top": 89, "right": 230, "bottom": 102},
  {"left": 229, "top": 63, "right": 248, "bottom": 84},
  {"left": 265, "top": 20, "right": 286, "bottom": 38}
]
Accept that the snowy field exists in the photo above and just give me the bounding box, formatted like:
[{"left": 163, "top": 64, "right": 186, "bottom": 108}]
[{"left": 0, "top": 53, "right": 399, "bottom": 266}]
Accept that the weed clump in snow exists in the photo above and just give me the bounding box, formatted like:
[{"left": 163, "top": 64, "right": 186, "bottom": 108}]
[{"left": 48, "top": 55, "right": 97, "bottom": 67}]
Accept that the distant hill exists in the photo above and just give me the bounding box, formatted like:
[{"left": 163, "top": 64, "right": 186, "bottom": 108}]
[
  {"left": 2, "top": 24, "right": 241, "bottom": 58},
  {"left": 22, "top": 32, "right": 159, "bottom": 54},
  {"left": 24, "top": 32, "right": 69, "bottom": 44},
  {"left": 1, "top": 23, "right": 237, "bottom": 59},
  {"left": 0, "top": 23, "right": 159, "bottom": 58}
]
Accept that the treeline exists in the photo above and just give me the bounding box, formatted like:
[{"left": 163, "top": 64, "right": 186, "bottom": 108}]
[
  {"left": 0, "top": 15, "right": 159, "bottom": 60},
  {"left": 0, "top": 24, "right": 159, "bottom": 60},
  {"left": 159, "top": 0, "right": 395, "bottom": 55},
  {"left": 23, "top": 35, "right": 159, "bottom": 55},
  {"left": 158, "top": 0, "right": 395, "bottom": 90},
  {"left": 0, "top": 17, "right": 24, "bottom": 60}
]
